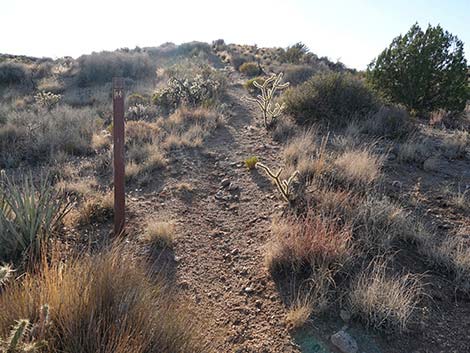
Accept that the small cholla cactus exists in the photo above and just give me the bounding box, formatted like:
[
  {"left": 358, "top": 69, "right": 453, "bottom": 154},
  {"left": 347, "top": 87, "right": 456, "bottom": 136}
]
[
  {"left": 246, "top": 73, "right": 289, "bottom": 129},
  {"left": 244, "top": 156, "right": 259, "bottom": 170},
  {"left": 127, "top": 104, "right": 149, "bottom": 120},
  {"left": 256, "top": 162, "right": 299, "bottom": 203},
  {"left": 0, "top": 264, "right": 14, "bottom": 285},
  {"left": 34, "top": 91, "right": 61, "bottom": 109},
  {"left": 0, "top": 305, "right": 50, "bottom": 352}
]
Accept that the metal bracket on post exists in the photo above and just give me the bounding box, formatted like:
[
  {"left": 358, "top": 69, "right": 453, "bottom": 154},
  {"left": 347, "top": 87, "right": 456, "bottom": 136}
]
[{"left": 112, "top": 77, "right": 125, "bottom": 236}]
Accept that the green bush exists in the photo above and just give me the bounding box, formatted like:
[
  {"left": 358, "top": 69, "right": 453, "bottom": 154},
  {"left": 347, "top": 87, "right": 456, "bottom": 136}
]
[
  {"left": 279, "top": 42, "right": 309, "bottom": 64},
  {"left": 367, "top": 23, "right": 469, "bottom": 114},
  {"left": 284, "top": 73, "right": 379, "bottom": 127},
  {"left": 77, "top": 50, "right": 154, "bottom": 86},
  {"left": 0, "top": 62, "right": 31, "bottom": 86},
  {"left": 239, "top": 62, "right": 261, "bottom": 77},
  {"left": 0, "top": 174, "right": 71, "bottom": 263}
]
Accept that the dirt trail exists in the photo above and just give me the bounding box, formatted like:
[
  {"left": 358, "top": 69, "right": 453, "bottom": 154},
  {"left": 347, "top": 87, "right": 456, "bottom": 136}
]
[{"left": 129, "top": 82, "right": 300, "bottom": 352}]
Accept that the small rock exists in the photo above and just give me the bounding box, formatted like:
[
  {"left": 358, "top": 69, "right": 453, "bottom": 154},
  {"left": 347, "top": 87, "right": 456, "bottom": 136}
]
[
  {"left": 228, "top": 183, "right": 240, "bottom": 192},
  {"left": 244, "top": 286, "right": 255, "bottom": 294},
  {"left": 220, "top": 178, "right": 231, "bottom": 188},
  {"left": 340, "top": 309, "right": 351, "bottom": 322},
  {"left": 231, "top": 248, "right": 240, "bottom": 255},
  {"left": 331, "top": 330, "right": 358, "bottom": 353}
]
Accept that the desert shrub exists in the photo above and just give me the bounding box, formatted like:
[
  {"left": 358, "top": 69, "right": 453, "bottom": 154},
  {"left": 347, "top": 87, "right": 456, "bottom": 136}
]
[
  {"left": 423, "top": 236, "right": 470, "bottom": 293},
  {"left": 127, "top": 92, "right": 149, "bottom": 106},
  {"left": 176, "top": 41, "right": 212, "bottom": 57},
  {"left": 361, "top": 105, "right": 413, "bottom": 139},
  {"left": 231, "top": 53, "right": 254, "bottom": 71},
  {"left": 0, "top": 174, "right": 71, "bottom": 263},
  {"left": 367, "top": 23, "right": 469, "bottom": 114},
  {"left": 284, "top": 73, "right": 379, "bottom": 127},
  {"left": 153, "top": 74, "right": 223, "bottom": 113},
  {"left": 279, "top": 42, "right": 309, "bottom": 64},
  {"left": 125, "top": 120, "right": 159, "bottom": 144},
  {"left": 77, "top": 50, "right": 154, "bottom": 86},
  {"left": 243, "top": 76, "right": 266, "bottom": 93},
  {"left": 126, "top": 103, "right": 149, "bottom": 120},
  {"left": 239, "top": 62, "right": 261, "bottom": 77},
  {"left": 0, "top": 106, "right": 98, "bottom": 166},
  {"left": 143, "top": 221, "right": 175, "bottom": 249},
  {"left": 0, "top": 62, "right": 31, "bottom": 86},
  {"left": 349, "top": 261, "right": 423, "bottom": 331},
  {"left": 440, "top": 130, "right": 469, "bottom": 159},
  {"left": 396, "top": 137, "right": 434, "bottom": 163},
  {"left": 283, "top": 65, "right": 316, "bottom": 86},
  {"left": 212, "top": 39, "right": 226, "bottom": 51},
  {"left": 0, "top": 244, "right": 205, "bottom": 353},
  {"left": 266, "top": 212, "right": 352, "bottom": 274},
  {"left": 34, "top": 91, "right": 61, "bottom": 109},
  {"left": 333, "top": 146, "right": 384, "bottom": 188}
]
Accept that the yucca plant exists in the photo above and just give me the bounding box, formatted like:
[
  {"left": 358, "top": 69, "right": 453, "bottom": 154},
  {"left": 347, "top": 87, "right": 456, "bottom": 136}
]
[{"left": 0, "top": 173, "right": 71, "bottom": 263}]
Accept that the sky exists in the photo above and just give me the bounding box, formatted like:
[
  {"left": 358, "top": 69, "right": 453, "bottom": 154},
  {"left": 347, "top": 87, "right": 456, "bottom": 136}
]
[{"left": 1, "top": 0, "right": 469, "bottom": 70}]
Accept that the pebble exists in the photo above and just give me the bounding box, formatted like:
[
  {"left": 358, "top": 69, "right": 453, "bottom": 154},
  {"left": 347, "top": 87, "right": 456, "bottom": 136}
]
[
  {"left": 221, "top": 178, "right": 231, "bottom": 188},
  {"left": 331, "top": 330, "right": 358, "bottom": 353},
  {"left": 244, "top": 286, "right": 255, "bottom": 294}
]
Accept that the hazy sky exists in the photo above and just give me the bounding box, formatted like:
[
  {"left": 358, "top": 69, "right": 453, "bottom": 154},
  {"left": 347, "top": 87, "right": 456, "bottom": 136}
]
[{"left": 1, "top": 0, "right": 469, "bottom": 69}]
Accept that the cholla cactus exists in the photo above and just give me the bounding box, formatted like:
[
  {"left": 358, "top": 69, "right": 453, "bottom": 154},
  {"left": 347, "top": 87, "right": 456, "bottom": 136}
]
[
  {"left": 0, "top": 305, "right": 50, "bottom": 352},
  {"left": 246, "top": 73, "right": 289, "bottom": 129},
  {"left": 256, "top": 162, "right": 299, "bottom": 203},
  {"left": 0, "top": 264, "right": 14, "bottom": 285},
  {"left": 34, "top": 91, "right": 61, "bottom": 109}
]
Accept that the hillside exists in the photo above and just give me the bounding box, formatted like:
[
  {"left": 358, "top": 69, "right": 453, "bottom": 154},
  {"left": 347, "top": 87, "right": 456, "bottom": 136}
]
[{"left": 0, "top": 41, "right": 469, "bottom": 353}]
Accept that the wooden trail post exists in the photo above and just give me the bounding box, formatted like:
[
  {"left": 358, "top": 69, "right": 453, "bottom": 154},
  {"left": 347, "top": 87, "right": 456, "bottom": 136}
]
[{"left": 113, "top": 77, "right": 125, "bottom": 236}]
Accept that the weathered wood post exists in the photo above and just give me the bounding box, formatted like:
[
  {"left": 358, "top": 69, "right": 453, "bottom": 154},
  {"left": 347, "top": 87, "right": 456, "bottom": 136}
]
[{"left": 112, "top": 77, "right": 125, "bottom": 236}]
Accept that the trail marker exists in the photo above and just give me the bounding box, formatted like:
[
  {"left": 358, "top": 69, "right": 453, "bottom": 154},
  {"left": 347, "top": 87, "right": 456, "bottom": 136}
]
[{"left": 112, "top": 77, "right": 125, "bottom": 236}]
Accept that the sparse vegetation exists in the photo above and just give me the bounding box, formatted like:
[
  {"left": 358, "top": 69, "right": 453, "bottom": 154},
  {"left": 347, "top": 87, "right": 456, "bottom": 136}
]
[{"left": 246, "top": 72, "right": 289, "bottom": 128}]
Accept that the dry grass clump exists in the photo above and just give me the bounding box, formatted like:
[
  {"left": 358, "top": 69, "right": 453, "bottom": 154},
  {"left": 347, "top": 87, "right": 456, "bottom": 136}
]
[
  {"left": 143, "top": 221, "right": 176, "bottom": 249},
  {"left": 266, "top": 212, "right": 352, "bottom": 274},
  {"left": 91, "top": 131, "right": 111, "bottom": 150},
  {"left": 424, "top": 237, "right": 470, "bottom": 292},
  {"left": 159, "top": 107, "right": 222, "bottom": 150},
  {"left": 353, "top": 195, "right": 427, "bottom": 250},
  {"left": 440, "top": 130, "right": 469, "bottom": 159},
  {"left": 333, "top": 146, "right": 384, "bottom": 188},
  {"left": 396, "top": 138, "right": 433, "bottom": 163},
  {"left": 126, "top": 120, "right": 160, "bottom": 145},
  {"left": 361, "top": 105, "right": 412, "bottom": 139},
  {"left": 349, "top": 261, "right": 424, "bottom": 332},
  {"left": 71, "top": 192, "right": 113, "bottom": 226},
  {"left": 282, "top": 129, "right": 329, "bottom": 182},
  {"left": 0, "top": 106, "right": 98, "bottom": 167},
  {"left": 0, "top": 245, "right": 205, "bottom": 353}
]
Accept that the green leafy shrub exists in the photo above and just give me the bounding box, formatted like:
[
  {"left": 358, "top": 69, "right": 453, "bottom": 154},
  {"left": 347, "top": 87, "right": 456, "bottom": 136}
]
[
  {"left": 76, "top": 50, "right": 154, "bottom": 86},
  {"left": 239, "top": 62, "right": 261, "bottom": 77},
  {"left": 280, "top": 42, "right": 309, "bottom": 64},
  {"left": 367, "top": 23, "right": 469, "bottom": 114},
  {"left": 0, "top": 62, "right": 31, "bottom": 86},
  {"left": 284, "top": 72, "right": 379, "bottom": 127},
  {"left": 283, "top": 65, "right": 316, "bottom": 86},
  {"left": 0, "top": 174, "right": 71, "bottom": 263}
]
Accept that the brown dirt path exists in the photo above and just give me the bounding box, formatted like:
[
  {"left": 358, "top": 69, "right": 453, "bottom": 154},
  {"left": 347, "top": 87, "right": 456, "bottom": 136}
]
[{"left": 129, "top": 82, "right": 301, "bottom": 352}]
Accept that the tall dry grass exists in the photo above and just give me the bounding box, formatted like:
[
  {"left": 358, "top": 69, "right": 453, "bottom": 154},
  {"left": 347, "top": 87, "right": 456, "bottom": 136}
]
[{"left": 0, "top": 244, "right": 206, "bottom": 353}]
